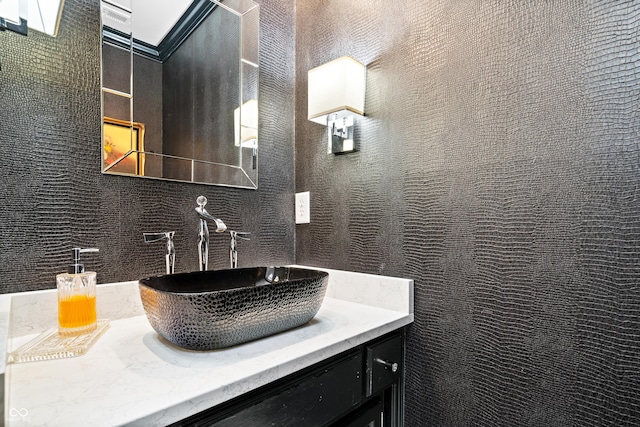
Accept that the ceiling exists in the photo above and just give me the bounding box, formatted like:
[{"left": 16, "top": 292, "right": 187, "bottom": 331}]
[
  {"left": 132, "top": 0, "right": 193, "bottom": 45},
  {"left": 104, "top": 0, "right": 194, "bottom": 46}
]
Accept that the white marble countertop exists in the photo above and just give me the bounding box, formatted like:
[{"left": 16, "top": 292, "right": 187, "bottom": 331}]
[{"left": 2, "top": 267, "right": 413, "bottom": 426}]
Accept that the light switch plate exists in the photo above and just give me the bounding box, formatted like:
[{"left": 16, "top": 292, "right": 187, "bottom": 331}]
[{"left": 295, "top": 192, "right": 311, "bottom": 224}]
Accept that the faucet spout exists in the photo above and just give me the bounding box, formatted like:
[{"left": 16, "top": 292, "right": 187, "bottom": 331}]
[{"left": 195, "top": 196, "right": 227, "bottom": 271}]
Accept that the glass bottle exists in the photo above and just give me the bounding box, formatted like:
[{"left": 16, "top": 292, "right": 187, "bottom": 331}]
[{"left": 57, "top": 248, "right": 99, "bottom": 336}]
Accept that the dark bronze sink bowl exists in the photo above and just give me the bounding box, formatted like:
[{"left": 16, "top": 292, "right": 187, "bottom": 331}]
[{"left": 138, "top": 267, "right": 329, "bottom": 350}]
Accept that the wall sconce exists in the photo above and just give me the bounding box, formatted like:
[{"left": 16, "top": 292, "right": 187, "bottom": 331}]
[
  {"left": 0, "top": 0, "right": 63, "bottom": 70},
  {"left": 27, "top": 0, "right": 65, "bottom": 37},
  {"left": 0, "top": 0, "right": 64, "bottom": 36},
  {"left": 308, "top": 56, "right": 366, "bottom": 154},
  {"left": 0, "top": 0, "right": 28, "bottom": 35}
]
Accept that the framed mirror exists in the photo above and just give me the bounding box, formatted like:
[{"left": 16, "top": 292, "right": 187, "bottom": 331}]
[{"left": 100, "top": 0, "right": 259, "bottom": 189}]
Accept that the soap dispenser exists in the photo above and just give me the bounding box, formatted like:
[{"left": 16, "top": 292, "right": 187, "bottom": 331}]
[{"left": 57, "top": 247, "right": 99, "bottom": 336}]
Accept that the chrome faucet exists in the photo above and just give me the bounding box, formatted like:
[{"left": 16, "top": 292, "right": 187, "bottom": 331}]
[
  {"left": 143, "top": 231, "right": 176, "bottom": 274},
  {"left": 229, "top": 231, "right": 251, "bottom": 268},
  {"left": 195, "top": 196, "right": 227, "bottom": 271}
]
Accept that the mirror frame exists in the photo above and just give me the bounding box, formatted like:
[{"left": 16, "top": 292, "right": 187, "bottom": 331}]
[{"left": 100, "top": 0, "right": 259, "bottom": 189}]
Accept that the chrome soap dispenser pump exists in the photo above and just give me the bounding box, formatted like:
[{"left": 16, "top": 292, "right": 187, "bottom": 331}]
[{"left": 56, "top": 247, "right": 99, "bottom": 336}]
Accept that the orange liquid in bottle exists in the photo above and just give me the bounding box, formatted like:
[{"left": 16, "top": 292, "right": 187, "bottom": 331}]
[{"left": 58, "top": 295, "right": 97, "bottom": 335}]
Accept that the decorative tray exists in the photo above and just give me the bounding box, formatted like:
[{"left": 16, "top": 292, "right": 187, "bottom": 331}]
[{"left": 7, "top": 320, "right": 110, "bottom": 364}]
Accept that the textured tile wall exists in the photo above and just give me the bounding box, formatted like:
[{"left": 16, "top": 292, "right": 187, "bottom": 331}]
[
  {"left": 295, "top": 0, "right": 640, "bottom": 425},
  {"left": 0, "top": 0, "right": 295, "bottom": 293}
]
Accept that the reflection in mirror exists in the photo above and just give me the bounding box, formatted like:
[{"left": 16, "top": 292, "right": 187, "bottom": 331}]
[{"left": 100, "top": 0, "right": 259, "bottom": 189}]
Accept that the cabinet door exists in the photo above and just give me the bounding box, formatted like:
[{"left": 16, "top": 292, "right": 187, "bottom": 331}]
[{"left": 332, "top": 398, "right": 383, "bottom": 427}]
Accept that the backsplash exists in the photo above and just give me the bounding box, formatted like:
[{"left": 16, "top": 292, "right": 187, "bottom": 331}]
[
  {"left": 0, "top": 0, "right": 295, "bottom": 293},
  {"left": 295, "top": 1, "right": 640, "bottom": 426}
]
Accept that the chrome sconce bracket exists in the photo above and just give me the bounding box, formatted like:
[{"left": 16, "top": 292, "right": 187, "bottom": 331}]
[{"left": 328, "top": 114, "right": 355, "bottom": 154}]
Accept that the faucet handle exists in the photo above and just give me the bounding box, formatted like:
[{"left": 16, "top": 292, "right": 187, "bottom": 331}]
[
  {"left": 229, "top": 231, "right": 250, "bottom": 269},
  {"left": 143, "top": 232, "right": 176, "bottom": 275},
  {"left": 230, "top": 231, "right": 251, "bottom": 240},
  {"left": 143, "top": 231, "right": 175, "bottom": 243}
]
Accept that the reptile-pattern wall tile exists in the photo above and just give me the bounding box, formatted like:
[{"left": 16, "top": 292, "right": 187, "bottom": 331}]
[{"left": 295, "top": 1, "right": 640, "bottom": 425}]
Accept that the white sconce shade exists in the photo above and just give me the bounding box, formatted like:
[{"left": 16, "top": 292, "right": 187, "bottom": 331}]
[
  {"left": 234, "top": 99, "right": 258, "bottom": 148},
  {"left": 0, "top": 0, "right": 27, "bottom": 35},
  {"left": 308, "top": 56, "right": 365, "bottom": 154},
  {"left": 0, "top": 0, "right": 23, "bottom": 24},
  {"left": 0, "top": 0, "right": 65, "bottom": 36},
  {"left": 308, "top": 56, "right": 366, "bottom": 124},
  {"left": 28, "top": 0, "right": 65, "bottom": 36}
]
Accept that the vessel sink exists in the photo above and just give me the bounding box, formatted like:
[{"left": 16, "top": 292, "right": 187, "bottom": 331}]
[{"left": 138, "top": 267, "right": 329, "bottom": 350}]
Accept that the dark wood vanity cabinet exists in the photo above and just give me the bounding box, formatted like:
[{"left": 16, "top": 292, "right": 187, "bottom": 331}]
[{"left": 172, "top": 329, "right": 405, "bottom": 427}]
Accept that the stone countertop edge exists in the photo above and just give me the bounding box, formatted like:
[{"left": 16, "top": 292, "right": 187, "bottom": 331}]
[{"left": 1, "top": 267, "right": 414, "bottom": 426}]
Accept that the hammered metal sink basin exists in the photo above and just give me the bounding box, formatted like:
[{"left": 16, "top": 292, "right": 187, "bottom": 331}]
[{"left": 138, "top": 267, "right": 329, "bottom": 350}]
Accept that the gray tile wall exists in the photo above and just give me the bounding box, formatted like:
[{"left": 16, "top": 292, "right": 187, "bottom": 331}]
[
  {"left": 2, "top": 0, "right": 639, "bottom": 425},
  {"left": 295, "top": 0, "right": 640, "bottom": 425},
  {"left": 0, "top": 0, "right": 295, "bottom": 293}
]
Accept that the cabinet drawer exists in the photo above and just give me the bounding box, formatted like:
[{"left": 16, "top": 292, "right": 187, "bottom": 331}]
[
  {"left": 210, "top": 351, "right": 363, "bottom": 427},
  {"left": 366, "top": 334, "right": 403, "bottom": 397}
]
